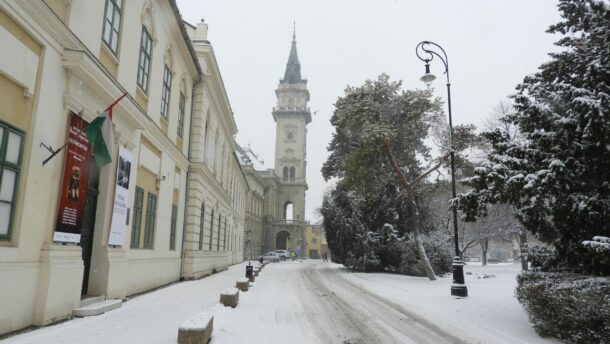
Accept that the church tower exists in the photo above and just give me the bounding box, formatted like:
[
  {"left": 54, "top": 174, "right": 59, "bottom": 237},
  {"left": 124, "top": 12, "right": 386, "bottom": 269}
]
[{"left": 272, "top": 28, "right": 311, "bottom": 225}]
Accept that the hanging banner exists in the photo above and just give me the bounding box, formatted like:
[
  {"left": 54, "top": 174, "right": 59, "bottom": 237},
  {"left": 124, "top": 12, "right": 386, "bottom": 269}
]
[
  {"left": 54, "top": 113, "right": 91, "bottom": 243},
  {"left": 108, "top": 146, "right": 132, "bottom": 246}
]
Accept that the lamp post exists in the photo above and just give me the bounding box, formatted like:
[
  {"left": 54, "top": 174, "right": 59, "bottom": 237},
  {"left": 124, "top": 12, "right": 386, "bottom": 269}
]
[{"left": 416, "top": 41, "right": 468, "bottom": 297}]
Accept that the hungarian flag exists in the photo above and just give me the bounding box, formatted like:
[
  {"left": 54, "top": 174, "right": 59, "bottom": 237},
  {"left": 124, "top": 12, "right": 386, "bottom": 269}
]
[{"left": 84, "top": 93, "right": 127, "bottom": 167}]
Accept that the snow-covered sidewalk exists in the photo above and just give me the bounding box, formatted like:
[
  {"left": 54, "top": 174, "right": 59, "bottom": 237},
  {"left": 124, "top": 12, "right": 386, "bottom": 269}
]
[{"left": 3, "top": 262, "right": 255, "bottom": 344}]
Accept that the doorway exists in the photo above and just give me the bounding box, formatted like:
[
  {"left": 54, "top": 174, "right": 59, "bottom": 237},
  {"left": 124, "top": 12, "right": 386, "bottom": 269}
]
[
  {"left": 275, "top": 230, "right": 290, "bottom": 250},
  {"left": 80, "top": 157, "right": 100, "bottom": 295}
]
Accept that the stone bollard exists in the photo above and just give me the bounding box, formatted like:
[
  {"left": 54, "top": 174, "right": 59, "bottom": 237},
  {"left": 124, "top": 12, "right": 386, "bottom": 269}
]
[
  {"left": 220, "top": 288, "right": 239, "bottom": 308},
  {"left": 236, "top": 278, "right": 250, "bottom": 292},
  {"left": 254, "top": 268, "right": 260, "bottom": 277},
  {"left": 178, "top": 311, "right": 213, "bottom": 344},
  {"left": 249, "top": 274, "right": 255, "bottom": 282}
]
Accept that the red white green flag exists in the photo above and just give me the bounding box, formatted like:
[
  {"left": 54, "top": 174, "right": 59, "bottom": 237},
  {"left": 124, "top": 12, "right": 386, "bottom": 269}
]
[{"left": 84, "top": 93, "right": 127, "bottom": 167}]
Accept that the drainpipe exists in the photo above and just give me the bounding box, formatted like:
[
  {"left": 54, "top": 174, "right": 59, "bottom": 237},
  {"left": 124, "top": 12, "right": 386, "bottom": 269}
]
[{"left": 180, "top": 75, "right": 202, "bottom": 280}]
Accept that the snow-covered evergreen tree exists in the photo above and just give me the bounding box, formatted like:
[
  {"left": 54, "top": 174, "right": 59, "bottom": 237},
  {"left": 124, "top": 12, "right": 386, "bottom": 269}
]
[{"left": 456, "top": 0, "right": 610, "bottom": 275}]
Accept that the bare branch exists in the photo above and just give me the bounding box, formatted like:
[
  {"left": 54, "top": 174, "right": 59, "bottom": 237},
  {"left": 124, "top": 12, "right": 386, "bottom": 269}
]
[{"left": 409, "top": 153, "right": 450, "bottom": 185}]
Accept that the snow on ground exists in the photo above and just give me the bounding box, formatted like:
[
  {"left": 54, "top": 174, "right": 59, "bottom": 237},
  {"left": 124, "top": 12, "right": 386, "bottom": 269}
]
[
  {"left": 3, "top": 260, "right": 559, "bottom": 344},
  {"left": 3, "top": 262, "right": 259, "bottom": 344},
  {"left": 341, "top": 262, "right": 559, "bottom": 344}
]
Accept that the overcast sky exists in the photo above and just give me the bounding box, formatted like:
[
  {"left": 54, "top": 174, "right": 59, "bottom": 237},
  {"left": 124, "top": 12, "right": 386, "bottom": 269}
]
[{"left": 176, "top": 0, "right": 562, "bottom": 223}]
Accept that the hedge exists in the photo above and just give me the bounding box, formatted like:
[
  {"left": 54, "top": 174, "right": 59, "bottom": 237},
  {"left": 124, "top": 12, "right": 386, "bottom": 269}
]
[{"left": 516, "top": 271, "right": 610, "bottom": 343}]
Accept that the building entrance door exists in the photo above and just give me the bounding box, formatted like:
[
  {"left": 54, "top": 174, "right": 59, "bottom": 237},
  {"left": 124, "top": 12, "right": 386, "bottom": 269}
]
[
  {"left": 80, "top": 158, "right": 100, "bottom": 295},
  {"left": 275, "top": 230, "right": 290, "bottom": 250}
]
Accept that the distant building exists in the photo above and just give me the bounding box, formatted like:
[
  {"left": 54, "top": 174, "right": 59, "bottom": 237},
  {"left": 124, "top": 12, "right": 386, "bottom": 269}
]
[
  {"left": 235, "top": 28, "right": 312, "bottom": 257},
  {"left": 180, "top": 20, "right": 247, "bottom": 279},
  {"left": 305, "top": 224, "right": 325, "bottom": 259}
]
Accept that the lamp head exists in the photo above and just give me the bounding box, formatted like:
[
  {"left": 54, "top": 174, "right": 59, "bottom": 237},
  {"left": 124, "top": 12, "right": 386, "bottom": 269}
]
[{"left": 420, "top": 63, "right": 436, "bottom": 87}]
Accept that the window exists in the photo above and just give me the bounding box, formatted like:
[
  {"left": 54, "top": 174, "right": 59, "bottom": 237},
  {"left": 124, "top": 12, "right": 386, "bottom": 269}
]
[
  {"left": 160, "top": 66, "right": 172, "bottom": 119},
  {"left": 217, "top": 213, "right": 221, "bottom": 250},
  {"left": 282, "top": 167, "right": 288, "bottom": 181},
  {"left": 0, "top": 122, "right": 23, "bottom": 241},
  {"left": 311, "top": 238, "right": 318, "bottom": 244},
  {"left": 199, "top": 202, "right": 205, "bottom": 250},
  {"left": 169, "top": 204, "right": 177, "bottom": 250},
  {"left": 102, "top": 0, "right": 122, "bottom": 54},
  {"left": 130, "top": 187, "right": 144, "bottom": 248},
  {"left": 137, "top": 26, "right": 153, "bottom": 93},
  {"left": 290, "top": 167, "right": 295, "bottom": 181},
  {"left": 209, "top": 209, "right": 214, "bottom": 250},
  {"left": 284, "top": 202, "right": 293, "bottom": 221},
  {"left": 223, "top": 218, "right": 227, "bottom": 251},
  {"left": 203, "top": 119, "right": 209, "bottom": 160},
  {"left": 177, "top": 92, "right": 185, "bottom": 138},
  {"left": 143, "top": 192, "right": 157, "bottom": 248}
]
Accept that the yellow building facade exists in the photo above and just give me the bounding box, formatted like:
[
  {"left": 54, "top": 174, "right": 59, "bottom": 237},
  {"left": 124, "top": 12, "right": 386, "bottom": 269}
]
[{"left": 305, "top": 224, "right": 323, "bottom": 259}]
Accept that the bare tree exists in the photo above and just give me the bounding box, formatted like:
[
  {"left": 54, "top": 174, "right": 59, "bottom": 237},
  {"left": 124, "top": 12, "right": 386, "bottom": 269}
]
[{"left": 476, "top": 99, "right": 529, "bottom": 270}]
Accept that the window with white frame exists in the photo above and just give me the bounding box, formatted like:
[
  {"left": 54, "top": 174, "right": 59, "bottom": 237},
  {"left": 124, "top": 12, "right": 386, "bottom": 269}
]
[
  {"left": 137, "top": 26, "right": 153, "bottom": 93},
  {"left": 160, "top": 66, "right": 172, "bottom": 119},
  {"left": 177, "top": 92, "right": 185, "bottom": 138},
  {"left": 102, "top": 0, "right": 122, "bottom": 54}
]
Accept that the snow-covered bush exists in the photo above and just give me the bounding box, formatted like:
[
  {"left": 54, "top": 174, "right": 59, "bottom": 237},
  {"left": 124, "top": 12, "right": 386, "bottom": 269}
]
[
  {"left": 399, "top": 232, "right": 452, "bottom": 276},
  {"left": 516, "top": 272, "right": 610, "bottom": 343},
  {"left": 582, "top": 236, "right": 610, "bottom": 253},
  {"left": 345, "top": 250, "right": 382, "bottom": 272},
  {"left": 581, "top": 236, "right": 610, "bottom": 275},
  {"left": 528, "top": 245, "right": 559, "bottom": 271}
]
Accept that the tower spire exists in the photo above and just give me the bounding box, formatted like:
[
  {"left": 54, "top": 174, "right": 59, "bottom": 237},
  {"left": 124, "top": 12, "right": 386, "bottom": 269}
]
[
  {"left": 282, "top": 24, "right": 302, "bottom": 84},
  {"left": 293, "top": 21, "right": 296, "bottom": 42}
]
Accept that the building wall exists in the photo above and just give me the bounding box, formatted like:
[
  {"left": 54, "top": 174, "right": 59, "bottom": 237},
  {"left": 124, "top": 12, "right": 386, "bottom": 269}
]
[
  {"left": 0, "top": 0, "right": 199, "bottom": 335},
  {"left": 305, "top": 225, "right": 322, "bottom": 258},
  {"left": 243, "top": 166, "right": 264, "bottom": 259},
  {"left": 181, "top": 21, "right": 246, "bottom": 279}
]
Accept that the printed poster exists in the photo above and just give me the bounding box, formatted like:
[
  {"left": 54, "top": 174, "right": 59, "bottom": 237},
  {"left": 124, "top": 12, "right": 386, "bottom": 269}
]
[
  {"left": 54, "top": 113, "right": 91, "bottom": 243},
  {"left": 108, "top": 146, "right": 132, "bottom": 246}
]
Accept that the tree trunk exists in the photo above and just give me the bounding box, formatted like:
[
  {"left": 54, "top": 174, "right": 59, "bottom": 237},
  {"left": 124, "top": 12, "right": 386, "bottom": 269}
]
[
  {"left": 383, "top": 138, "right": 438, "bottom": 281},
  {"left": 481, "top": 238, "right": 488, "bottom": 266},
  {"left": 412, "top": 216, "right": 436, "bottom": 280},
  {"left": 519, "top": 230, "right": 529, "bottom": 271}
]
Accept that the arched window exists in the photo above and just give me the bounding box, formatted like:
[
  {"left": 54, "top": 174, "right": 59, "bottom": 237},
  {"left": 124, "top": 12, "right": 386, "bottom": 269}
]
[
  {"left": 289, "top": 167, "right": 295, "bottom": 181},
  {"left": 282, "top": 167, "right": 288, "bottom": 181},
  {"left": 213, "top": 128, "right": 220, "bottom": 172},
  {"left": 202, "top": 116, "right": 209, "bottom": 162},
  {"left": 284, "top": 201, "right": 294, "bottom": 221}
]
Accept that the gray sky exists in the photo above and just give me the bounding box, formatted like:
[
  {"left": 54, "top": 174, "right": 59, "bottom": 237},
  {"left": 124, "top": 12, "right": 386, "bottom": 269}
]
[{"left": 176, "top": 0, "right": 561, "bottom": 222}]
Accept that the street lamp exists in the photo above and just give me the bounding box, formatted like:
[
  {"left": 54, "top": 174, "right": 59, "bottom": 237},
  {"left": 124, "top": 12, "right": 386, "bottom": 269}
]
[{"left": 416, "top": 41, "right": 468, "bottom": 297}]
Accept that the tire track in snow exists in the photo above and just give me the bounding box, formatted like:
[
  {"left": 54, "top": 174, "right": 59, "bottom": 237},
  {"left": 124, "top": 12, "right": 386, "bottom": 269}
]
[{"left": 299, "top": 263, "right": 468, "bottom": 344}]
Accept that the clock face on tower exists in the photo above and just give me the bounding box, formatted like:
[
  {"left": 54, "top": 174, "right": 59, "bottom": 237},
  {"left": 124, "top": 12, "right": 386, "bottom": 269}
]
[{"left": 286, "top": 131, "right": 295, "bottom": 141}]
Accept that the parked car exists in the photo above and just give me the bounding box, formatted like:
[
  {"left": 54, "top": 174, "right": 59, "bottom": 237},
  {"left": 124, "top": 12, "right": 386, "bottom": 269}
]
[
  {"left": 263, "top": 252, "right": 280, "bottom": 262},
  {"left": 274, "top": 250, "right": 289, "bottom": 260}
]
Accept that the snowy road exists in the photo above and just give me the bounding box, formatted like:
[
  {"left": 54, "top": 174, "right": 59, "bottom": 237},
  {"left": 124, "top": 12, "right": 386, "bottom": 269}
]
[
  {"left": 3, "top": 260, "right": 555, "bottom": 344},
  {"left": 298, "top": 264, "right": 465, "bottom": 344}
]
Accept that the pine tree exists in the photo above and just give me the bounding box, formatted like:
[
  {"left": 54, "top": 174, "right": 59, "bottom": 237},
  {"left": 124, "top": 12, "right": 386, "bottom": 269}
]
[{"left": 456, "top": 0, "right": 610, "bottom": 274}]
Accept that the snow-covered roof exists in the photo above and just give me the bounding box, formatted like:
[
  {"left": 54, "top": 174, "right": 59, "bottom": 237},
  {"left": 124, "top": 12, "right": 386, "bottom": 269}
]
[{"left": 235, "top": 143, "right": 267, "bottom": 171}]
